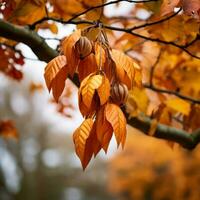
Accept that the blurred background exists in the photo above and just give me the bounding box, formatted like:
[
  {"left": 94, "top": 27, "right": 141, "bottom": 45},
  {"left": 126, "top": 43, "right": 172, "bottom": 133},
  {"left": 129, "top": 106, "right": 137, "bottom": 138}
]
[{"left": 1, "top": 1, "right": 200, "bottom": 200}]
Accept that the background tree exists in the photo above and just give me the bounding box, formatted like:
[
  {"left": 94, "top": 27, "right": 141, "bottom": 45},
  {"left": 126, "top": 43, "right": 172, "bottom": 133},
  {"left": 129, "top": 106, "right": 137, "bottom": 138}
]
[{"left": 0, "top": 0, "right": 200, "bottom": 168}]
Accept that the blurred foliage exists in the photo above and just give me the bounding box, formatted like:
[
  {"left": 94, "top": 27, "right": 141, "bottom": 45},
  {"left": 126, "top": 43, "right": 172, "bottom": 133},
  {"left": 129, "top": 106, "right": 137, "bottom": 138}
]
[{"left": 108, "top": 127, "right": 200, "bottom": 200}]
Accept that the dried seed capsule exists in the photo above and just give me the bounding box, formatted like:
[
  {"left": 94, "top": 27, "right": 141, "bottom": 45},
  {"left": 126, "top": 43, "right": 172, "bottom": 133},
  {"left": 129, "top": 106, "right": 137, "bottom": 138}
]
[
  {"left": 111, "top": 82, "right": 128, "bottom": 105},
  {"left": 75, "top": 36, "right": 92, "bottom": 59}
]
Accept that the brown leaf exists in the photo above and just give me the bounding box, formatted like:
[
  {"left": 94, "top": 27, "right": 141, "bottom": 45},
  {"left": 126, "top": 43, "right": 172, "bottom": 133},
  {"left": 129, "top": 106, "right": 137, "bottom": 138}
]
[{"left": 105, "top": 103, "right": 127, "bottom": 147}]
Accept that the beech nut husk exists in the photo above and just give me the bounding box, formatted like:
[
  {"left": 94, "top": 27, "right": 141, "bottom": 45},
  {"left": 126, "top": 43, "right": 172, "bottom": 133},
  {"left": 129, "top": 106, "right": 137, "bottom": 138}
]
[
  {"left": 75, "top": 36, "right": 92, "bottom": 59},
  {"left": 111, "top": 82, "right": 128, "bottom": 105}
]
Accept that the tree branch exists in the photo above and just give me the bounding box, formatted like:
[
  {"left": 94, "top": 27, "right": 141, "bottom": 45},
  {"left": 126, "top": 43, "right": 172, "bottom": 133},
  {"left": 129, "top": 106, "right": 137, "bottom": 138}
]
[
  {"left": 127, "top": 116, "right": 200, "bottom": 150},
  {"left": 0, "top": 19, "right": 58, "bottom": 62},
  {"left": 144, "top": 84, "right": 200, "bottom": 104},
  {"left": 0, "top": 19, "right": 200, "bottom": 150}
]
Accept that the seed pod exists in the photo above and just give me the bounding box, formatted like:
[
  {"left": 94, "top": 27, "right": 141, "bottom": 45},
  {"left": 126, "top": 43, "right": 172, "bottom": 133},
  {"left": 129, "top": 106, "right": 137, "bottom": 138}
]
[
  {"left": 111, "top": 82, "right": 128, "bottom": 105},
  {"left": 75, "top": 36, "right": 92, "bottom": 59}
]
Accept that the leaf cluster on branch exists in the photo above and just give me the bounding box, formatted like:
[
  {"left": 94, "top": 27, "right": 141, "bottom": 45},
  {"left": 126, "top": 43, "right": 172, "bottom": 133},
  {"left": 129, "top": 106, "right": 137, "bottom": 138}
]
[{"left": 0, "top": 0, "right": 200, "bottom": 169}]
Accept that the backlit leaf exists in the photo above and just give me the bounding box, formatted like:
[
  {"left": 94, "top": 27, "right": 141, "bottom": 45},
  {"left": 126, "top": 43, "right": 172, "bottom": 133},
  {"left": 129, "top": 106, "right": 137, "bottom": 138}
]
[{"left": 105, "top": 103, "right": 127, "bottom": 147}]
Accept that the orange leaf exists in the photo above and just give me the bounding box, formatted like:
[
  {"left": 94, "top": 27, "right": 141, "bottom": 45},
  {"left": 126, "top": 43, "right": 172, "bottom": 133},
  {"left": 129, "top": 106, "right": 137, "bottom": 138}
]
[
  {"left": 44, "top": 55, "right": 67, "bottom": 91},
  {"left": 105, "top": 103, "right": 127, "bottom": 147},
  {"left": 94, "top": 43, "right": 106, "bottom": 68},
  {"left": 96, "top": 106, "right": 113, "bottom": 152},
  {"left": 78, "top": 53, "right": 98, "bottom": 81},
  {"left": 97, "top": 75, "right": 110, "bottom": 105},
  {"left": 51, "top": 66, "right": 68, "bottom": 102},
  {"left": 81, "top": 74, "right": 103, "bottom": 108},
  {"left": 62, "top": 30, "right": 81, "bottom": 76},
  {"left": 111, "top": 49, "right": 140, "bottom": 89},
  {"left": 73, "top": 118, "right": 94, "bottom": 169}
]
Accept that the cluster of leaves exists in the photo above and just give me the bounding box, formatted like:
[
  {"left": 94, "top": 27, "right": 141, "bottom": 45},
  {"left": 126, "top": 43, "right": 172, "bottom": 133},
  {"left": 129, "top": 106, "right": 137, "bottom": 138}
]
[
  {"left": 44, "top": 26, "right": 142, "bottom": 168},
  {"left": 108, "top": 128, "right": 200, "bottom": 200}
]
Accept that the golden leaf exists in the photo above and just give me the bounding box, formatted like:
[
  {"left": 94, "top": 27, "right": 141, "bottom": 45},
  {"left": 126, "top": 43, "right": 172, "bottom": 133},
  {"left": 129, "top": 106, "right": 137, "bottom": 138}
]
[
  {"left": 165, "top": 98, "right": 191, "bottom": 116},
  {"left": 127, "top": 88, "right": 149, "bottom": 117},
  {"left": 105, "top": 103, "right": 127, "bottom": 147}
]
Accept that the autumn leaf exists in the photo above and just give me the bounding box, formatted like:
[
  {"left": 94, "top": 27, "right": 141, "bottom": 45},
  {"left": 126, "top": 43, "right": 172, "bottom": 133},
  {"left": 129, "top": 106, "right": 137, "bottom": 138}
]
[
  {"left": 105, "top": 103, "right": 127, "bottom": 147},
  {"left": 78, "top": 53, "right": 98, "bottom": 81},
  {"left": 165, "top": 98, "right": 191, "bottom": 116},
  {"left": 44, "top": 55, "right": 68, "bottom": 101},
  {"left": 81, "top": 74, "right": 103, "bottom": 108},
  {"left": 73, "top": 118, "right": 94, "bottom": 169},
  {"left": 62, "top": 30, "right": 81, "bottom": 77},
  {"left": 96, "top": 106, "right": 113, "bottom": 152},
  {"left": 97, "top": 75, "right": 110, "bottom": 105},
  {"left": 111, "top": 49, "right": 141, "bottom": 89}
]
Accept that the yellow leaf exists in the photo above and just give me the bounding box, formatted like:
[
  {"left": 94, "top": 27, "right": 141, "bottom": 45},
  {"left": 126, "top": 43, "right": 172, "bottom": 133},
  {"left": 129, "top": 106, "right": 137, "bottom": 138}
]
[
  {"left": 165, "top": 98, "right": 191, "bottom": 116},
  {"left": 127, "top": 88, "right": 149, "bottom": 116},
  {"left": 105, "top": 103, "right": 127, "bottom": 147}
]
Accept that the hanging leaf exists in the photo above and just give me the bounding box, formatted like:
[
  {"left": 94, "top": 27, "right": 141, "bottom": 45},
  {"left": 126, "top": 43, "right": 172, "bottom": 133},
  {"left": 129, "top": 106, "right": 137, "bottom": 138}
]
[
  {"left": 73, "top": 118, "right": 94, "bottom": 170},
  {"left": 62, "top": 30, "right": 81, "bottom": 76},
  {"left": 44, "top": 55, "right": 67, "bottom": 92},
  {"left": 105, "top": 103, "right": 127, "bottom": 147},
  {"left": 111, "top": 49, "right": 141, "bottom": 89},
  {"left": 78, "top": 53, "right": 98, "bottom": 81},
  {"left": 81, "top": 74, "right": 103, "bottom": 108},
  {"left": 97, "top": 75, "right": 110, "bottom": 105},
  {"left": 96, "top": 106, "right": 113, "bottom": 152},
  {"left": 51, "top": 66, "right": 68, "bottom": 102}
]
